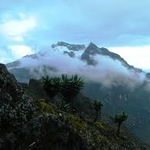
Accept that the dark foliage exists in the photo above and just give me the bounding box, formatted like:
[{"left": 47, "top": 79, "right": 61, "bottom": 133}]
[
  {"left": 60, "top": 74, "right": 84, "bottom": 103},
  {"left": 113, "top": 112, "right": 128, "bottom": 136},
  {"left": 93, "top": 100, "right": 103, "bottom": 122}
]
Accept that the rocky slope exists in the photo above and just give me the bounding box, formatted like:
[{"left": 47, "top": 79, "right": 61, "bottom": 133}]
[
  {"left": 83, "top": 81, "right": 150, "bottom": 142},
  {"left": 0, "top": 63, "right": 35, "bottom": 132},
  {"left": 0, "top": 63, "right": 149, "bottom": 150}
]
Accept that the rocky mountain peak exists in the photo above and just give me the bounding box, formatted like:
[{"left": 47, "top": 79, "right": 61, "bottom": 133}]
[
  {"left": 87, "top": 42, "right": 98, "bottom": 48},
  {"left": 81, "top": 42, "right": 131, "bottom": 67},
  {"left": 51, "top": 41, "right": 86, "bottom": 51},
  {"left": 85, "top": 42, "right": 108, "bottom": 55},
  {"left": 85, "top": 42, "right": 98, "bottom": 54},
  {"left": 81, "top": 42, "right": 112, "bottom": 65}
]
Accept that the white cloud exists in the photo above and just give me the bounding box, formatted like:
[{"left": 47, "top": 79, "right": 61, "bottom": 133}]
[
  {"left": 0, "top": 15, "right": 36, "bottom": 37},
  {"left": 8, "top": 45, "right": 33, "bottom": 58},
  {"left": 0, "top": 11, "right": 37, "bottom": 63},
  {"left": 109, "top": 46, "right": 150, "bottom": 71},
  {"left": 14, "top": 46, "right": 145, "bottom": 89}
]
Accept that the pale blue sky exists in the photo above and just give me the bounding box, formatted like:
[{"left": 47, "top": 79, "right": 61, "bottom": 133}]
[{"left": 0, "top": 0, "right": 150, "bottom": 70}]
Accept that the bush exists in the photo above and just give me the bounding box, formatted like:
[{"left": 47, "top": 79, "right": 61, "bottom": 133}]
[{"left": 0, "top": 99, "right": 34, "bottom": 131}]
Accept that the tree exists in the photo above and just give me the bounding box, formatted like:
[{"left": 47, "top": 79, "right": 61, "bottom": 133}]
[
  {"left": 114, "top": 112, "right": 128, "bottom": 136},
  {"left": 93, "top": 100, "right": 103, "bottom": 122},
  {"left": 60, "top": 74, "right": 84, "bottom": 103},
  {"left": 42, "top": 74, "right": 84, "bottom": 109},
  {"left": 42, "top": 76, "right": 61, "bottom": 99}
]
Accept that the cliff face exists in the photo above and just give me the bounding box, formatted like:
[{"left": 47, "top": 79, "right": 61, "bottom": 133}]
[
  {"left": 0, "top": 63, "right": 35, "bottom": 131},
  {"left": 0, "top": 63, "right": 149, "bottom": 150}
]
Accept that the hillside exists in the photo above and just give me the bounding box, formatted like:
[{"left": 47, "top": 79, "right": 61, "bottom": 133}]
[
  {"left": 0, "top": 63, "right": 149, "bottom": 150},
  {"left": 5, "top": 42, "right": 150, "bottom": 144}
]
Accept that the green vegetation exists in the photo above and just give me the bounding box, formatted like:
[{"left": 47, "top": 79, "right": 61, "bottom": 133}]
[
  {"left": 30, "top": 99, "right": 146, "bottom": 150},
  {"left": 62, "top": 113, "right": 87, "bottom": 133},
  {"left": 60, "top": 74, "right": 84, "bottom": 103},
  {"left": 93, "top": 100, "right": 103, "bottom": 122},
  {"left": 113, "top": 112, "right": 128, "bottom": 136},
  {"left": 42, "top": 76, "right": 61, "bottom": 99},
  {"left": 42, "top": 74, "right": 84, "bottom": 110},
  {"left": 0, "top": 102, "right": 34, "bottom": 131},
  {"left": 58, "top": 100, "right": 71, "bottom": 112},
  {"left": 1, "top": 63, "right": 148, "bottom": 150},
  {"left": 36, "top": 99, "right": 56, "bottom": 114}
]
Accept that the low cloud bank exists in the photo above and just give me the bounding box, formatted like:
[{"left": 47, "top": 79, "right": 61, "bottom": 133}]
[{"left": 14, "top": 45, "right": 146, "bottom": 89}]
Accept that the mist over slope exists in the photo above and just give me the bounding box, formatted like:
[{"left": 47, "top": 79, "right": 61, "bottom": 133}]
[
  {"left": 6, "top": 42, "right": 150, "bottom": 144},
  {"left": 1, "top": 62, "right": 149, "bottom": 150}
]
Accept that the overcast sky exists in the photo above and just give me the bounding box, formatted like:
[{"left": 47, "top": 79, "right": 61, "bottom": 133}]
[{"left": 0, "top": 0, "right": 150, "bottom": 71}]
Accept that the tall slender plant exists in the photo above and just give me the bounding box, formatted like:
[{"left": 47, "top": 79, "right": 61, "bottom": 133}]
[
  {"left": 60, "top": 74, "right": 84, "bottom": 103},
  {"left": 114, "top": 112, "right": 128, "bottom": 136},
  {"left": 93, "top": 100, "right": 103, "bottom": 122},
  {"left": 42, "top": 76, "right": 61, "bottom": 99}
]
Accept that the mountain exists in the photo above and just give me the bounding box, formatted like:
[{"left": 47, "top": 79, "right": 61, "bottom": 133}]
[
  {"left": 51, "top": 41, "right": 86, "bottom": 51},
  {"left": 6, "top": 42, "right": 86, "bottom": 82},
  {"left": 0, "top": 63, "right": 149, "bottom": 150},
  {"left": 6, "top": 41, "right": 143, "bottom": 82},
  {"left": 81, "top": 42, "right": 127, "bottom": 66},
  {"left": 6, "top": 41, "right": 150, "bottom": 144}
]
